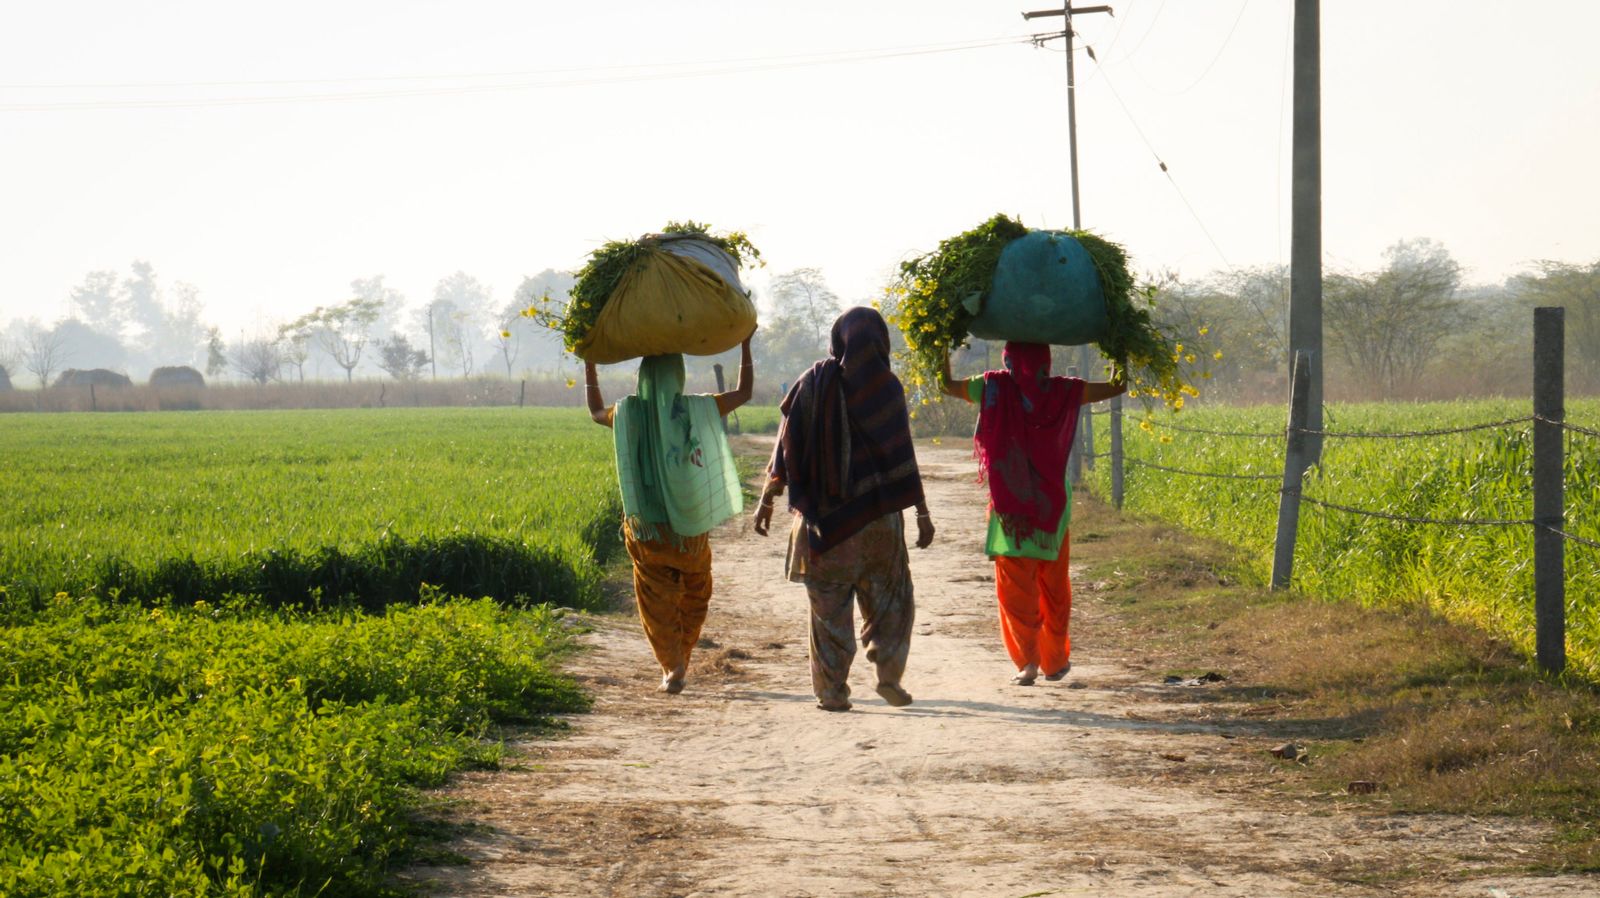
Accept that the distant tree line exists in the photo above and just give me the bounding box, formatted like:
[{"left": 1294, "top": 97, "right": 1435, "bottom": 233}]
[{"left": 3, "top": 244, "right": 1596, "bottom": 403}]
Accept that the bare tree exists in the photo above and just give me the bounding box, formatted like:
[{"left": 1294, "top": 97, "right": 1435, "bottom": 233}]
[
  {"left": 22, "top": 321, "right": 72, "bottom": 388},
  {"left": 430, "top": 272, "right": 490, "bottom": 378},
  {"left": 229, "top": 336, "right": 282, "bottom": 385},
  {"left": 1325, "top": 239, "right": 1466, "bottom": 394},
  {"left": 275, "top": 321, "right": 313, "bottom": 382},
  {"left": 768, "top": 268, "right": 841, "bottom": 349}
]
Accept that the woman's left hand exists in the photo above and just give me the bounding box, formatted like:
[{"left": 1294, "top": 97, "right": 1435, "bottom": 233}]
[{"left": 915, "top": 513, "right": 935, "bottom": 549}]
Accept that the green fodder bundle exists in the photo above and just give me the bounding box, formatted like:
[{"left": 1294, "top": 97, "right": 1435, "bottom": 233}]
[
  {"left": 887, "top": 213, "right": 1196, "bottom": 408},
  {"left": 526, "top": 220, "right": 762, "bottom": 357}
]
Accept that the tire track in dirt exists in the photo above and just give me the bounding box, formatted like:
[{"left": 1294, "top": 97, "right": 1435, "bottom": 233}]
[{"left": 403, "top": 443, "right": 1595, "bottom": 898}]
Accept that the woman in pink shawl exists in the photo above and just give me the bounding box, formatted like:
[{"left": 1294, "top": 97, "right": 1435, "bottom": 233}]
[{"left": 941, "top": 343, "right": 1125, "bottom": 685}]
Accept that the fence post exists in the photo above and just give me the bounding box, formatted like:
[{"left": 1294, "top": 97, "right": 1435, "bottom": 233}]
[
  {"left": 89, "top": 383, "right": 97, "bottom": 412},
  {"left": 1110, "top": 392, "right": 1124, "bottom": 509},
  {"left": 518, "top": 379, "right": 526, "bottom": 408},
  {"left": 1271, "top": 352, "right": 1312, "bottom": 590},
  {"left": 1068, "top": 365, "right": 1082, "bottom": 484},
  {"left": 1533, "top": 307, "right": 1565, "bottom": 675}
]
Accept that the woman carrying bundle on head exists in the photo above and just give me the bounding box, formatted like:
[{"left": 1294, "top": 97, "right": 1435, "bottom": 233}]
[
  {"left": 753, "top": 307, "right": 935, "bottom": 712},
  {"left": 939, "top": 342, "right": 1125, "bottom": 686},
  {"left": 585, "top": 329, "right": 755, "bottom": 694}
]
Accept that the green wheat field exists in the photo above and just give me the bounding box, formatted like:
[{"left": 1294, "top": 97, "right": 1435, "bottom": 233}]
[{"left": 1086, "top": 397, "right": 1600, "bottom": 682}]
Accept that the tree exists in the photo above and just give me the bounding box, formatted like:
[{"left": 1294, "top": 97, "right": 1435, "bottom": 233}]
[
  {"left": 756, "top": 268, "right": 842, "bottom": 385},
  {"left": 376, "top": 335, "right": 430, "bottom": 381},
  {"left": 22, "top": 321, "right": 72, "bottom": 388},
  {"left": 769, "top": 268, "right": 840, "bottom": 349},
  {"left": 1152, "top": 267, "right": 1288, "bottom": 400},
  {"left": 147, "top": 281, "right": 209, "bottom": 368},
  {"left": 229, "top": 336, "right": 282, "bottom": 385},
  {"left": 52, "top": 318, "right": 129, "bottom": 373},
  {"left": 290, "top": 296, "right": 383, "bottom": 382},
  {"left": 1324, "top": 239, "right": 1466, "bottom": 394},
  {"left": 1513, "top": 258, "right": 1600, "bottom": 390},
  {"left": 511, "top": 270, "right": 576, "bottom": 373},
  {"left": 117, "top": 260, "right": 166, "bottom": 351},
  {"left": 204, "top": 327, "right": 228, "bottom": 379},
  {"left": 68, "top": 271, "right": 121, "bottom": 325},
  {"left": 429, "top": 272, "right": 491, "bottom": 378},
  {"left": 275, "top": 321, "right": 313, "bottom": 382}
]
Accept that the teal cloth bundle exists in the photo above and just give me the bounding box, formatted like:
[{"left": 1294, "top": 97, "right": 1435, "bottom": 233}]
[{"left": 966, "top": 230, "right": 1111, "bottom": 346}]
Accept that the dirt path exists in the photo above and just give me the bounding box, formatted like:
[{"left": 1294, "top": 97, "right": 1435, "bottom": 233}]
[{"left": 405, "top": 443, "right": 1594, "bottom": 898}]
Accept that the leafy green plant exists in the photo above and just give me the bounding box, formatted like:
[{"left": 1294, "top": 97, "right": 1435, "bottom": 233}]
[
  {"left": 525, "top": 220, "right": 762, "bottom": 354},
  {"left": 0, "top": 595, "right": 585, "bottom": 897},
  {"left": 886, "top": 213, "right": 1197, "bottom": 407}
]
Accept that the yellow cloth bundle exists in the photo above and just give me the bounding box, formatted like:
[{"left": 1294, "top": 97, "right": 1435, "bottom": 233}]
[{"left": 576, "top": 248, "right": 757, "bottom": 364}]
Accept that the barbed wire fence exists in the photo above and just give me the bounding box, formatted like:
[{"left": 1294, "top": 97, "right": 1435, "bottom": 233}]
[{"left": 1076, "top": 308, "right": 1593, "bottom": 676}]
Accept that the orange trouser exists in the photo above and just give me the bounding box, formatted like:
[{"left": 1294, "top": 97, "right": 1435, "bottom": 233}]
[
  {"left": 993, "top": 539, "right": 1072, "bottom": 675},
  {"left": 624, "top": 522, "right": 712, "bottom": 674}
]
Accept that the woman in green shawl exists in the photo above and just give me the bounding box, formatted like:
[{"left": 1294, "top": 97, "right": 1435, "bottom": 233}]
[{"left": 585, "top": 332, "right": 754, "bottom": 693}]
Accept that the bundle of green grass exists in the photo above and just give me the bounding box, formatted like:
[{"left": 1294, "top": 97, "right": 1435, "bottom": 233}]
[
  {"left": 887, "top": 213, "right": 1196, "bottom": 408},
  {"left": 525, "top": 221, "right": 762, "bottom": 363}
]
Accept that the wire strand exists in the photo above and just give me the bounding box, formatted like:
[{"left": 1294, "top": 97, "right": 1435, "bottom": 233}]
[{"left": 0, "top": 37, "right": 1031, "bottom": 112}]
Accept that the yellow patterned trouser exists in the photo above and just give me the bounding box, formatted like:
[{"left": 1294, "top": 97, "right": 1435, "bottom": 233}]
[{"left": 624, "top": 521, "right": 713, "bottom": 673}]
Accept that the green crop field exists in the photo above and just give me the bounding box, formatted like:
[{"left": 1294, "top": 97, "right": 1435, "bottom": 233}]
[
  {"left": 0, "top": 408, "right": 625, "bottom": 896},
  {"left": 1086, "top": 398, "right": 1600, "bottom": 681},
  {"left": 0, "top": 407, "right": 621, "bottom": 610}
]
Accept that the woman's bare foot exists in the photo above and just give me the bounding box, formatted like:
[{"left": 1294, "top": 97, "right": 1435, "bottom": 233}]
[
  {"left": 1011, "top": 663, "right": 1039, "bottom": 686},
  {"left": 875, "top": 682, "right": 913, "bottom": 707},
  {"left": 659, "top": 664, "right": 687, "bottom": 694},
  {"left": 1044, "top": 661, "right": 1071, "bottom": 681}
]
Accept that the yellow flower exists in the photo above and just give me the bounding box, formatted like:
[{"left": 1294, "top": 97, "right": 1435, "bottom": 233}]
[
  {"left": 565, "top": 378, "right": 576, "bottom": 388},
  {"left": 1159, "top": 434, "right": 1174, "bottom": 444},
  {"left": 1173, "top": 396, "right": 1185, "bottom": 410},
  {"left": 1213, "top": 350, "right": 1224, "bottom": 361},
  {"left": 1184, "top": 353, "right": 1196, "bottom": 364},
  {"left": 1201, "top": 371, "right": 1213, "bottom": 379},
  {"left": 1139, "top": 420, "right": 1153, "bottom": 433},
  {"left": 1198, "top": 326, "right": 1209, "bottom": 336},
  {"left": 500, "top": 330, "right": 511, "bottom": 339},
  {"left": 1175, "top": 343, "right": 1184, "bottom": 353}
]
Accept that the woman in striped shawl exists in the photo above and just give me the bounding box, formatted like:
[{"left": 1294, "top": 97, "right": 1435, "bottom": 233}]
[{"left": 753, "top": 307, "right": 935, "bottom": 712}]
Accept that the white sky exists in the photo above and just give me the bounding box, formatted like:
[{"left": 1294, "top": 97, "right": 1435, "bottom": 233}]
[{"left": 3, "top": 0, "right": 1597, "bottom": 337}]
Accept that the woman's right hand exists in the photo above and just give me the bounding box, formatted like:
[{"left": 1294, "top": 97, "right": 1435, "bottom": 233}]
[{"left": 752, "top": 501, "right": 774, "bottom": 537}]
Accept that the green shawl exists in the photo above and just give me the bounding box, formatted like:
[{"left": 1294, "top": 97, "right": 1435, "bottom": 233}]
[{"left": 612, "top": 354, "right": 742, "bottom": 541}]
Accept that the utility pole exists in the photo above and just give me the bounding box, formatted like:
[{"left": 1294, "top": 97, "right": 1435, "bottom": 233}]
[
  {"left": 1025, "top": 3, "right": 1112, "bottom": 485},
  {"left": 1022, "top": 3, "right": 1113, "bottom": 231},
  {"left": 1288, "top": 0, "right": 1323, "bottom": 463}
]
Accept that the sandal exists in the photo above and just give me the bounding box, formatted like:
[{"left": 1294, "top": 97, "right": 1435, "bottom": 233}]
[
  {"left": 1044, "top": 662, "right": 1072, "bottom": 681},
  {"left": 1010, "top": 672, "right": 1037, "bottom": 687}
]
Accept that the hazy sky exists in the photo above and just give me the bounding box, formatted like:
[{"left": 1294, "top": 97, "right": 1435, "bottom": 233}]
[{"left": 3, "top": 0, "right": 1597, "bottom": 337}]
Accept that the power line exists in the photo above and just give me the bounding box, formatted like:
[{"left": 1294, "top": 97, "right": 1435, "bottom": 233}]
[
  {"left": 0, "top": 36, "right": 1030, "bottom": 112},
  {"left": 1165, "top": 0, "right": 1252, "bottom": 95},
  {"left": 1080, "top": 48, "right": 1235, "bottom": 269}
]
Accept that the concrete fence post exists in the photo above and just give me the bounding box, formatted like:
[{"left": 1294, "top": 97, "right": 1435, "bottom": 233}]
[
  {"left": 1271, "top": 352, "right": 1313, "bottom": 590},
  {"left": 1533, "top": 307, "right": 1566, "bottom": 675}
]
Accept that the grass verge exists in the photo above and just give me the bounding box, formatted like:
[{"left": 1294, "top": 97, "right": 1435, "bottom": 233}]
[{"left": 1071, "top": 492, "right": 1600, "bottom": 873}]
